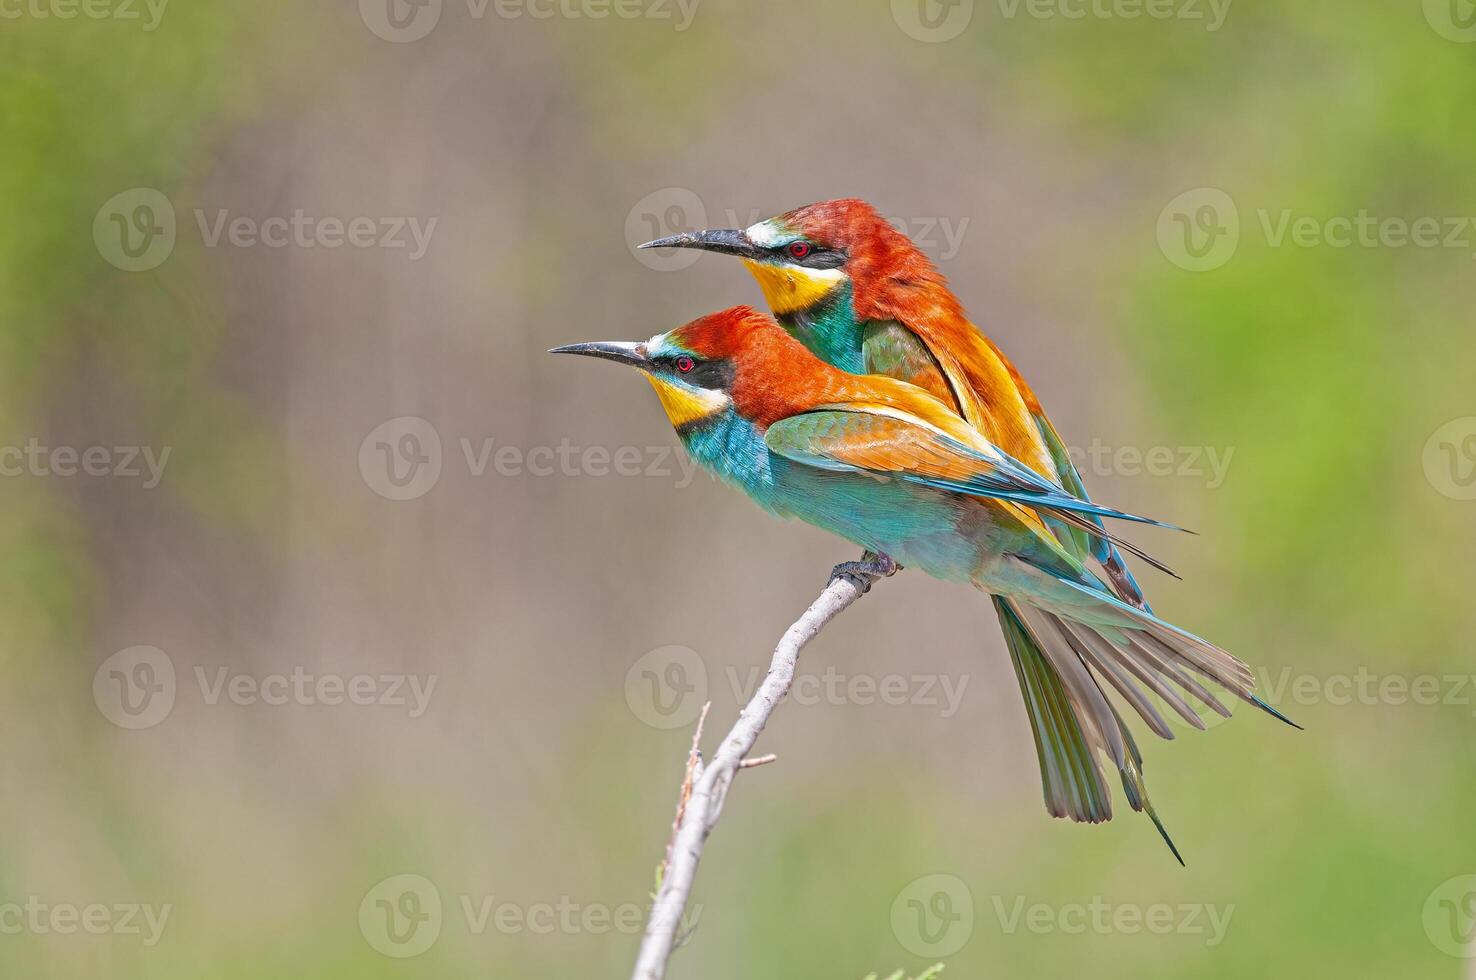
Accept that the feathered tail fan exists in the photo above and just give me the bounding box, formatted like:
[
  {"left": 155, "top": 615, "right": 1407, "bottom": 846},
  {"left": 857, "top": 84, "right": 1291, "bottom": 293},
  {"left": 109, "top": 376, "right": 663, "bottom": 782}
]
[{"left": 992, "top": 594, "right": 1298, "bottom": 864}]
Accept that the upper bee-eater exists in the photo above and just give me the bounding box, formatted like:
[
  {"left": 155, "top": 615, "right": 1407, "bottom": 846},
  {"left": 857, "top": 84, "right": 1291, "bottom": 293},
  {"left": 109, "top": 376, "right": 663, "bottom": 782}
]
[
  {"left": 640, "top": 198, "right": 1144, "bottom": 602},
  {"left": 553, "top": 306, "right": 1295, "bottom": 860}
]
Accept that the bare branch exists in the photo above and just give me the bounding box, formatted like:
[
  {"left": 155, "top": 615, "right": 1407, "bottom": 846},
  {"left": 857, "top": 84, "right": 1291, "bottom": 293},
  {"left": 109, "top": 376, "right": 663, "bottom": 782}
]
[
  {"left": 737, "top": 753, "right": 777, "bottom": 769},
  {"left": 630, "top": 572, "right": 872, "bottom": 980}
]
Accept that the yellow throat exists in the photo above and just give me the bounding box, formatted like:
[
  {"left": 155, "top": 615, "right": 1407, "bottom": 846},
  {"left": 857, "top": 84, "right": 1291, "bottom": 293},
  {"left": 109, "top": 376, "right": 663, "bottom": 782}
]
[
  {"left": 645, "top": 374, "right": 728, "bottom": 429},
  {"left": 741, "top": 259, "right": 844, "bottom": 315}
]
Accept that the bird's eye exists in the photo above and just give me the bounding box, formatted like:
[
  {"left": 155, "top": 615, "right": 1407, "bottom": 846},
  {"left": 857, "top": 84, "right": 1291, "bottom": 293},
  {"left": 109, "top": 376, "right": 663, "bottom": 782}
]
[
  {"left": 787, "top": 241, "right": 812, "bottom": 259},
  {"left": 675, "top": 355, "right": 695, "bottom": 374}
]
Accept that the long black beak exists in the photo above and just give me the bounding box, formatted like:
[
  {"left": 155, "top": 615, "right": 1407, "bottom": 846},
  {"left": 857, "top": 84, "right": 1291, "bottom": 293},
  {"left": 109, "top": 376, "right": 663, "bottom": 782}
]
[
  {"left": 548, "top": 341, "right": 649, "bottom": 369},
  {"left": 637, "top": 228, "right": 764, "bottom": 259}
]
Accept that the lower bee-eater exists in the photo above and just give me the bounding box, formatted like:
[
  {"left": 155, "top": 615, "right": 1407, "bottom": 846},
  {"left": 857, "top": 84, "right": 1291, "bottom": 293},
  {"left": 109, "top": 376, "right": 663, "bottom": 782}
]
[{"left": 553, "top": 306, "right": 1295, "bottom": 861}]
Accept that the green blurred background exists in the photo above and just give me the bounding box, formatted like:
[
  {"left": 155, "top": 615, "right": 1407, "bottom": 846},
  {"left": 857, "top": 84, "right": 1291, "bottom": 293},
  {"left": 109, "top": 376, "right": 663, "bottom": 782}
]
[{"left": 2, "top": 0, "right": 1474, "bottom": 976}]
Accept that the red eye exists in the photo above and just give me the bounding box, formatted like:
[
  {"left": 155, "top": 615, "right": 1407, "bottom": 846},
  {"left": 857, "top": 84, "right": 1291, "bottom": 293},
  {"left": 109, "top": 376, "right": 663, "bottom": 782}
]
[
  {"left": 787, "top": 241, "right": 812, "bottom": 259},
  {"left": 675, "top": 355, "right": 695, "bottom": 374}
]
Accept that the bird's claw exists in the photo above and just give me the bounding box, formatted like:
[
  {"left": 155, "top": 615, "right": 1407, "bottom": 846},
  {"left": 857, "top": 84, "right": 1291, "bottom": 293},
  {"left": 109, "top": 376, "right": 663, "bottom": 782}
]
[{"left": 828, "top": 551, "right": 899, "bottom": 594}]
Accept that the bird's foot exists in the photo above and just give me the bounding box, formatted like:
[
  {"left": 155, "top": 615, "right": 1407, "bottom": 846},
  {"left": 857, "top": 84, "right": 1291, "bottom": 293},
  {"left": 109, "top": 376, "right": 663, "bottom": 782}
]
[{"left": 828, "top": 550, "right": 900, "bottom": 594}]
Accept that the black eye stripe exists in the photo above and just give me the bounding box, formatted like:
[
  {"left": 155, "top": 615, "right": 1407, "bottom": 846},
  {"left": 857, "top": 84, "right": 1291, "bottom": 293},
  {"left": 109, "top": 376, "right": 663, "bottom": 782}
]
[
  {"left": 772, "top": 242, "right": 846, "bottom": 270},
  {"left": 659, "top": 357, "right": 734, "bottom": 390}
]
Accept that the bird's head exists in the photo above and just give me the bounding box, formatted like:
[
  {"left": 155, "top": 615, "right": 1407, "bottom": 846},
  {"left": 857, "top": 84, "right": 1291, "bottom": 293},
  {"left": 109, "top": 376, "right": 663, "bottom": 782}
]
[
  {"left": 551, "top": 306, "right": 818, "bottom": 432},
  {"left": 639, "top": 199, "right": 937, "bottom": 318}
]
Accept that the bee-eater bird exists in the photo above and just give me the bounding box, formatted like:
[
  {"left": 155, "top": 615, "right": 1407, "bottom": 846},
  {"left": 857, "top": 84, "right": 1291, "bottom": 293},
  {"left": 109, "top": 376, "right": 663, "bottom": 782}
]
[
  {"left": 640, "top": 199, "right": 1145, "bottom": 603},
  {"left": 552, "top": 306, "right": 1295, "bottom": 860}
]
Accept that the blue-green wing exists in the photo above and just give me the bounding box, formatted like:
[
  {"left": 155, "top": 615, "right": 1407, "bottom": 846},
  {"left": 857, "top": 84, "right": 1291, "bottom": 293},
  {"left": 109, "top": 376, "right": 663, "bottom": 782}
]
[{"left": 762, "top": 409, "right": 1181, "bottom": 538}]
